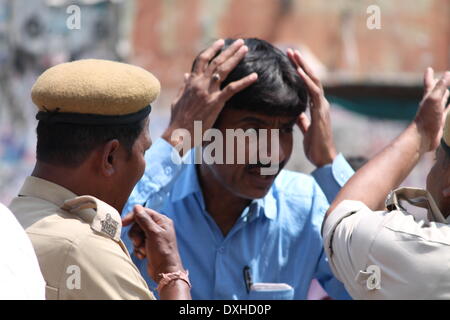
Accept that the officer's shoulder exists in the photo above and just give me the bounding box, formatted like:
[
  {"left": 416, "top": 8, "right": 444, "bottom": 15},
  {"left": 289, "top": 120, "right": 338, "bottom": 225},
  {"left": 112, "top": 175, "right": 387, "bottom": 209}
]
[
  {"left": 27, "top": 209, "right": 112, "bottom": 249},
  {"left": 27, "top": 196, "right": 122, "bottom": 250},
  {"left": 29, "top": 210, "right": 128, "bottom": 284}
]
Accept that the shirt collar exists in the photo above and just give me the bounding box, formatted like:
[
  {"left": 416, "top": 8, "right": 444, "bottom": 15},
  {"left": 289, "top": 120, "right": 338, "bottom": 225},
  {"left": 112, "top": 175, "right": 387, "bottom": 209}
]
[
  {"left": 386, "top": 187, "right": 450, "bottom": 224},
  {"left": 18, "top": 176, "right": 78, "bottom": 207},
  {"left": 170, "top": 148, "right": 277, "bottom": 221},
  {"left": 241, "top": 194, "right": 277, "bottom": 221},
  {"left": 260, "top": 187, "right": 277, "bottom": 220},
  {"left": 170, "top": 148, "right": 203, "bottom": 203}
]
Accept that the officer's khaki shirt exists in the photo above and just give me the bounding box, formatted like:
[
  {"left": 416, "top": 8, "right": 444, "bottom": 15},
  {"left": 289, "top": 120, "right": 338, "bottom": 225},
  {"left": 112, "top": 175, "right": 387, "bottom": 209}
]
[
  {"left": 322, "top": 188, "right": 450, "bottom": 300},
  {"left": 9, "top": 176, "right": 155, "bottom": 300}
]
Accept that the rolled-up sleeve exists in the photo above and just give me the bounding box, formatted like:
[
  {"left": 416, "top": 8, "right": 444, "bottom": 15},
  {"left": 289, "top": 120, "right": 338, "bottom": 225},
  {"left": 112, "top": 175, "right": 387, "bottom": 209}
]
[
  {"left": 321, "top": 200, "right": 387, "bottom": 299},
  {"left": 322, "top": 200, "right": 450, "bottom": 299},
  {"left": 322, "top": 201, "right": 371, "bottom": 282}
]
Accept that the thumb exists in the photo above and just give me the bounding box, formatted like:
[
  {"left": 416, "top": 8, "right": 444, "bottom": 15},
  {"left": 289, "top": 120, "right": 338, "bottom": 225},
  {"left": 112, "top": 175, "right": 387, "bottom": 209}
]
[
  {"left": 121, "top": 211, "right": 135, "bottom": 227},
  {"left": 133, "top": 205, "right": 160, "bottom": 234},
  {"left": 297, "top": 113, "right": 311, "bottom": 134}
]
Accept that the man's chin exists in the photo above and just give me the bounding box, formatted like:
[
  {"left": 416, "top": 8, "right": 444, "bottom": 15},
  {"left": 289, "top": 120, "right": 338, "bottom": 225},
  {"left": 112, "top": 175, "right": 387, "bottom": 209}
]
[{"left": 235, "top": 180, "right": 275, "bottom": 200}]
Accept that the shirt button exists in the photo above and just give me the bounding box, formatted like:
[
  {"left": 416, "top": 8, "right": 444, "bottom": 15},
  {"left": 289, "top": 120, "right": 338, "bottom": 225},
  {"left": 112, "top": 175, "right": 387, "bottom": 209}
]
[
  {"left": 165, "top": 166, "right": 173, "bottom": 175},
  {"left": 218, "top": 247, "right": 225, "bottom": 254}
]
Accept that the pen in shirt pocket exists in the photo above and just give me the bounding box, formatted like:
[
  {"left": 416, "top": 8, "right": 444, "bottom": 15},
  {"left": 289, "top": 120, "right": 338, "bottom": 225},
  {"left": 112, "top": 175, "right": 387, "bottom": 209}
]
[{"left": 243, "top": 265, "right": 253, "bottom": 294}]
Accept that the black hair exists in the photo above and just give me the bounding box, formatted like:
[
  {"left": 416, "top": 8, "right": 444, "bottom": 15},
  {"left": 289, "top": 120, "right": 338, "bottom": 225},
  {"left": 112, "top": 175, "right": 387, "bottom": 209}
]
[
  {"left": 36, "top": 119, "right": 146, "bottom": 167},
  {"left": 194, "top": 38, "right": 308, "bottom": 116}
]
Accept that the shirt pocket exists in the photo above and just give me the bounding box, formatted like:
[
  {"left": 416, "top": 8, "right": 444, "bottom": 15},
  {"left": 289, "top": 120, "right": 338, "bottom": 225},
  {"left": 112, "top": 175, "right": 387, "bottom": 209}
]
[{"left": 248, "top": 283, "right": 294, "bottom": 300}]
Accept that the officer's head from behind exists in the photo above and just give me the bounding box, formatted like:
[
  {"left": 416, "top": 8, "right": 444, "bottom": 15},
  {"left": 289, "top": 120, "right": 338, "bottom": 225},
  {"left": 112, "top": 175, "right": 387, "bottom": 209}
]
[
  {"left": 194, "top": 38, "right": 308, "bottom": 199},
  {"left": 31, "top": 59, "right": 160, "bottom": 212},
  {"left": 427, "top": 111, "right": 450, "bottom": 216}
]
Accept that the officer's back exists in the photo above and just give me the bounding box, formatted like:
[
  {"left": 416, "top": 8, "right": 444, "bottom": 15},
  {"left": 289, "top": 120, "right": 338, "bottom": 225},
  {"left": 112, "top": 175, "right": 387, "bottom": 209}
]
[{"left": 9, "top": 59, "right": 190, "bottom": 300}]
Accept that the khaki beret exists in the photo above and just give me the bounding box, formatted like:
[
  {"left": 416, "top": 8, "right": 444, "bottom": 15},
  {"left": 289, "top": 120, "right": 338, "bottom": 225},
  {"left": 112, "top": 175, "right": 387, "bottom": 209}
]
[{"left": 32, "top": 59, "right": 160, "bottom": 125}]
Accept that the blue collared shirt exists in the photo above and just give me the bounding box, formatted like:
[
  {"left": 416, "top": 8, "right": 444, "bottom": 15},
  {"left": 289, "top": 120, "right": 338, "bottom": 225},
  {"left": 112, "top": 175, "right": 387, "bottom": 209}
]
[{"left": 122, "top": 138, "right": 354, "bottom": 300}]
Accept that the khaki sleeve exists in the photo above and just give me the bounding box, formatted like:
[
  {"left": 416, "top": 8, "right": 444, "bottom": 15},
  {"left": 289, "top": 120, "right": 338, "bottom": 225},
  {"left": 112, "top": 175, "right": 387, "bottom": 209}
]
[
  {"left": 322, "top": 200, "right": 385, "bottom": 297},
  {"left": 58, "top": 233, "right": 155, "bottom": 300},
  {"left": 323, "top": 200, "right": 450, "bottom": 299}
]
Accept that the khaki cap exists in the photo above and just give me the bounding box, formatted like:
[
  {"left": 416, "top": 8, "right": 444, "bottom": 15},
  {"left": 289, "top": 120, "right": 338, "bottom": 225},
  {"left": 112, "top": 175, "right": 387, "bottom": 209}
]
[{"left": 31, "top": 59, "right": 160, "bottom": 125}]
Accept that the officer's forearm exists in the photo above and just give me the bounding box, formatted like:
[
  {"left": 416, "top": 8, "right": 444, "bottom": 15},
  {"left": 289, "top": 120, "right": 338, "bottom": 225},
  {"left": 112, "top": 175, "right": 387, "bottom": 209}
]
[{"left": 327, "top": 123, "right": 425, "bottom": 215}]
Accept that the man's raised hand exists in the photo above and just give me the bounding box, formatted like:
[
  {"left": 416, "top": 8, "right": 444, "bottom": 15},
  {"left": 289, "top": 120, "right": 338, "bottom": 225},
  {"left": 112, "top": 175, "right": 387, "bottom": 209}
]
[
  {"left": 414, "top": 68, "right": 450, "bottom": 154},
  {"left": 162, "top": 39, "right": 258, "bottom": 155},
  {"left": 287, "top": 48, "right": 337, "bottom": 168}
]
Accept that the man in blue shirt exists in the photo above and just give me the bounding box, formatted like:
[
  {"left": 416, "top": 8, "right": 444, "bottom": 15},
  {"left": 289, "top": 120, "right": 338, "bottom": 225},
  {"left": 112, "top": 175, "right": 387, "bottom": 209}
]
[{"left": 123, "top": 38, "right": 354, "bottom": 299}]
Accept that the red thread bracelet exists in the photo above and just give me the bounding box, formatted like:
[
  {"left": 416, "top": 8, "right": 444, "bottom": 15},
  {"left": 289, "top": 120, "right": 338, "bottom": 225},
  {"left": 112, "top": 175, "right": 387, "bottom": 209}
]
[{"left": 157, "top": 270, "right": 191, "bottom": 293}]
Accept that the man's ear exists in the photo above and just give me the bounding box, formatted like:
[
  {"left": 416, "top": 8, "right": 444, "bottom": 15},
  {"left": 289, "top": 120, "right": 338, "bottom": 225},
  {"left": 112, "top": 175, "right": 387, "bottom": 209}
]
[{"left": 101, "top": 139, "right": 120, "bottom": 177}]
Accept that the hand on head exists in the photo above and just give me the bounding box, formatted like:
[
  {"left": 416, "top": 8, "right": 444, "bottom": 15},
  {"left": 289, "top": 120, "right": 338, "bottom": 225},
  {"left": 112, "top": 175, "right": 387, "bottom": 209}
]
[
  {"left": 163, "top": 39, "right": 258, "bottom": 154},
  {"left": 415, "top": 68, "right": 450, "bottom": 153},
  {"left": 286, "top": 48, "right": 337, "bottom": 167}
]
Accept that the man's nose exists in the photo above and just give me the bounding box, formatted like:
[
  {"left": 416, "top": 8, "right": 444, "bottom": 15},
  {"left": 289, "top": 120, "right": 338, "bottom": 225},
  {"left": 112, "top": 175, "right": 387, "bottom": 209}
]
[{"left": 258, "top": 129, "right": 284, "bottom": 165}]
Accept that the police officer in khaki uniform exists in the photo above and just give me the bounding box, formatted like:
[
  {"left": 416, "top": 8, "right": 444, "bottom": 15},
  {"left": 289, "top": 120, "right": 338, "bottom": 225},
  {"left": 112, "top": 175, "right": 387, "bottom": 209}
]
[
  {"left": 322, "top": 68, "right": 450, "bottom": 299},
  {"left": 9, "top": 59, "right": 192, "bottom": 300}
]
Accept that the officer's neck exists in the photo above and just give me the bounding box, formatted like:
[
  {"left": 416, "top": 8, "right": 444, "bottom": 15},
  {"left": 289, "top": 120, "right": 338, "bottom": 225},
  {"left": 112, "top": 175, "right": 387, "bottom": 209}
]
[{"left": 32, "top": 161, "right": 123, "bottom": 212}]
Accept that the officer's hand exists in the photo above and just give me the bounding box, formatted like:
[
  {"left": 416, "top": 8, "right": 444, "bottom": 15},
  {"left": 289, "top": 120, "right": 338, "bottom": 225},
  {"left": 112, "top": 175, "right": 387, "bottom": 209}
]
[
  {"left": 123, "top": 205, "right": 184, "bottom": 283},
  {"left": 287, "top": 49, "right": 337, "bottom": 168},
  {"left": 414, "top": 68, "right": 450, "bottom": 153},
  {"left": 161, "top": 39, "right": 258, "bottom": 155}
]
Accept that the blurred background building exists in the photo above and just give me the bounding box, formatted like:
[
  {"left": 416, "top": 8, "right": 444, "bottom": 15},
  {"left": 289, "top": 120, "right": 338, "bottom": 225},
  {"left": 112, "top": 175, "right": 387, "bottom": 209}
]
[{"left": 0, "top": 0, "right": 449, "bottom": 204}]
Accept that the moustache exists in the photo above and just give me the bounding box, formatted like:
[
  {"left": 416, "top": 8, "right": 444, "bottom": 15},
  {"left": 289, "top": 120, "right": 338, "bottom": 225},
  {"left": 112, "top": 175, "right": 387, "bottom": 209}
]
[{"left": 245, "top": 160, "right": 287, "bottom": 172}]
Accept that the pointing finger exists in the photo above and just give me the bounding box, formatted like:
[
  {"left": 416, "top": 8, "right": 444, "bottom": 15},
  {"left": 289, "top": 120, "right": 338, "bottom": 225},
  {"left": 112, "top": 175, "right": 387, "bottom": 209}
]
[
  {"left": 133, "top": 205, "right": 161, "bottom": 234},
  {"left": 121, "top": 211, "right": 135, "bottom": 227}
]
